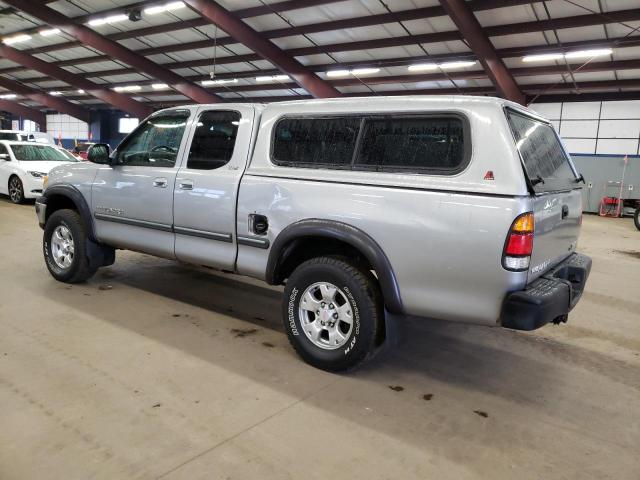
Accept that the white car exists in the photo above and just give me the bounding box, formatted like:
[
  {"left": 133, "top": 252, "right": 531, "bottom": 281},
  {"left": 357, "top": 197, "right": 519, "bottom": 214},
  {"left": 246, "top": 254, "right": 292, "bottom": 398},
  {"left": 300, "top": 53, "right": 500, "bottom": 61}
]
[
  {"left": 0, "top": 130, "right": 51, "bottom": 143},
  {"left": 0, "top": 141, "right": 77, "bottom": 204}
]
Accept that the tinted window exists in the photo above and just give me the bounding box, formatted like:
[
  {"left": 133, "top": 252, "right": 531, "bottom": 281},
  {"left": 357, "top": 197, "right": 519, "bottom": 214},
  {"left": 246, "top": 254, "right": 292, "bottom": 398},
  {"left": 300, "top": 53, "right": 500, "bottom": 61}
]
[
  {"left": 0, "top": 144, "right": 8, "bottom": 157},
  {"left": 0, "top": 133, "right": 19, "bottom": 141},
  {"left": 506, "top": 109, "right": 576, "bottom": 191},
  {"left": 273, "top": 117, "right": 361, "bottom": 167},
  {"left": 356, "top": 116, "right": 466, "bottom": 172},
  {"left": 187, "top": 111, "right": 240, "bottom": 170},
  {"left": 117, "top": 114, "right": 188, "bottom": 167}
]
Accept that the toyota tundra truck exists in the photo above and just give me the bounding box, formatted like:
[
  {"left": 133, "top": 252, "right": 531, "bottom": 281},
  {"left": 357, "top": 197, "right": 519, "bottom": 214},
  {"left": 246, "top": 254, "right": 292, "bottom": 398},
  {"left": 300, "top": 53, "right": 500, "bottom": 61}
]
[{"left": 35, "top": 96, "right": 591, "bottom": 371}]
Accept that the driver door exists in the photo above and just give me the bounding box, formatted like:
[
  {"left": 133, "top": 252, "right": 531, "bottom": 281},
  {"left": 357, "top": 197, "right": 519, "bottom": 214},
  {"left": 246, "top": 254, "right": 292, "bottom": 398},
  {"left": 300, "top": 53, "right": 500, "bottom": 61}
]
[
  {"left": 0, "top": 143, "right": 10, "bottom": 195},
  {"left": 91, "top": 110, "right": 192, "bottom": 258}
]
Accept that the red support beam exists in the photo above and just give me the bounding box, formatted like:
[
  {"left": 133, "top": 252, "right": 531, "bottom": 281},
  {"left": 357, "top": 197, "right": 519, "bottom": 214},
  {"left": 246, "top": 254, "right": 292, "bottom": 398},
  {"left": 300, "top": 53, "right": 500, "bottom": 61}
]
[
  {"left": 0, "top": 77, "right": 89, "bottom": 121},
  {"left": 0, "top": 99, "right": 47, "bottom": 130},
  {"left": 439, "top": 0, "right": 524, "bottom": 104},
  {"left": 0, "top": 45, "right": 152, "bottom": 119},
  {"left": 182, "top": 0, "right": 340, "bottom": 98},
  {"left": 3, "top": 0, "right": 222, "bottom": 105}
]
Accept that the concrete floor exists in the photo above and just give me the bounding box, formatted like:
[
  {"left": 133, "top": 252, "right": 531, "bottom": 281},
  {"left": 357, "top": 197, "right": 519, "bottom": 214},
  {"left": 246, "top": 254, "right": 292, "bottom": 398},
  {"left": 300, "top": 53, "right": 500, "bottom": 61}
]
[{"left": 0, "top": 197, "right": 639, "bottom": 480}]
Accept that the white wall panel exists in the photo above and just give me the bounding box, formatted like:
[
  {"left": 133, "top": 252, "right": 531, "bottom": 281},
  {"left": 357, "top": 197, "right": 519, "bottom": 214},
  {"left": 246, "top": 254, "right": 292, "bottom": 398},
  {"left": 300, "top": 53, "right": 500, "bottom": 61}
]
[
  {"left": 529, "top": 102, "right": 562, "bottom": 119},
  {"left": 560, "top": 102, "right": 601, "bottom": 120},
  {"left": 560, "top": 120, "right": 599, "bottom": 138},
  {"left": 600, "top": 100, "right": 640, "bottom": 119},
  {"left": 598, "top": 119, "right": 640, "bottom": 139},
  {"left": 563, "top": 138, "right": 596, "bottom": 154},
  {"left": 596, "top": 139, "right": 639, "bottom": 155}
]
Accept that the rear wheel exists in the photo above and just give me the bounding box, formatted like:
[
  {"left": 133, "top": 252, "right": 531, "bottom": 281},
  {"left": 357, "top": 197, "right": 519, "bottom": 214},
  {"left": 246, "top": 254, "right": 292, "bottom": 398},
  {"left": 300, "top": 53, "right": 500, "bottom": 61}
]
[
  {"left": 634, "top": 207, "right": 640, "bottom": 231},
  {"left": 8, "top": 176, "right": 24, "bottom": 204},
  {"left": 43, "top": 209, "right": 97, "bottom": 283},
  {"left": 282, "top": 257, "right": 384, "bottom": 372}
]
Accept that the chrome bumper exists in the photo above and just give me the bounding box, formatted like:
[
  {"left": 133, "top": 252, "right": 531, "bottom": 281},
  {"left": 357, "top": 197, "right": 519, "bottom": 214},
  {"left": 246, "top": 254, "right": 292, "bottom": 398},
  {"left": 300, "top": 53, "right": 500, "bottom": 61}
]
[{"left": 35, "top": 197, "right": 47, "bottom": 229}]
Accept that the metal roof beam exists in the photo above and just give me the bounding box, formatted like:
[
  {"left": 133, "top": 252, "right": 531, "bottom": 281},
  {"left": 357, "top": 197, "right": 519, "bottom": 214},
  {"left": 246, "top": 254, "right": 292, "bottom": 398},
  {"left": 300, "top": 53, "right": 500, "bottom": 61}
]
[
  {"left": 0, "top": 44, "right": 152, "bottom": 119},
  {"left": 0, "top": 99, "right": 47, "bottom": 129},
  {"left": 0, "top": 76, "right": 89, "bottom": 121},
  {"left": 3, "top": 0, "right": 222, "bottom": 105},
  {"left": 182, "top": 0, "right": 340, "bottom": 98}
]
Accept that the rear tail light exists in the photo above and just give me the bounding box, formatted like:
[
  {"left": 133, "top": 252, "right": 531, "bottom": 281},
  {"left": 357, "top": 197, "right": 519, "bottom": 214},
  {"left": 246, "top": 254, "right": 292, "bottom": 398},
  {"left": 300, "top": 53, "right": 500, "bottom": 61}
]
[{"left": 503, "top": 212, "right": 534, "bottom": 271}]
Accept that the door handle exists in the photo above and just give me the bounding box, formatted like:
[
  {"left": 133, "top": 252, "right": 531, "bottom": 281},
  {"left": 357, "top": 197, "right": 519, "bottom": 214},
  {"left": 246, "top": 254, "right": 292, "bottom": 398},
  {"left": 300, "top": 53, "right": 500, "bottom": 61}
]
[
  {"left": 562, "top": 204, "right": 569, "bottom": 219},
  {"left": 179, "top": 180, "right": 194, "bottom": 190},
  {"left": 153, "top": 177, "right": 168, "bottom": 188}
]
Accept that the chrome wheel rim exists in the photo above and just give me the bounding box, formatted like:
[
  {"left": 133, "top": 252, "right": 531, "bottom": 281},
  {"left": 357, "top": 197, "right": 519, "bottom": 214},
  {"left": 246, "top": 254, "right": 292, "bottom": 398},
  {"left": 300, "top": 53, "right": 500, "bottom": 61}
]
[
  {"left": 9, "top": 177, "right": 22, "bottom": 203},
  {"left": 51, "top": 225, "right": 75, "bottom": 269},
  {"left": 298, "top": 282, "right": 353, "bottom": 350}
]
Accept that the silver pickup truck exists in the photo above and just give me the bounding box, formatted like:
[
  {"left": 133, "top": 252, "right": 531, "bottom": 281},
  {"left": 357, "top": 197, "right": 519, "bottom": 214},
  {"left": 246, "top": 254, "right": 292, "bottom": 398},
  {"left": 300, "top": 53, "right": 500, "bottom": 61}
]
[{"left": 35, "top": 96, "right": 591, "bottom": 371}]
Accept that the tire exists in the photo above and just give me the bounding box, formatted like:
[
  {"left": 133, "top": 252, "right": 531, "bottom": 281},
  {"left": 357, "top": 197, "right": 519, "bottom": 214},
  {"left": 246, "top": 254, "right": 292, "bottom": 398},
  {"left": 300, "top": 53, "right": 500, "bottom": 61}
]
[
  {"left": 635, "top": 207, "right": 640, "bottom": 231},
  {"left": 282, "top": 256, "right": 384, "bottom": 372},
  {"left": 8, "top": 175, "right": 24, "bottom": 204},
  {"left": 43, "top": 209, "right": 97, "bottom": 283}
]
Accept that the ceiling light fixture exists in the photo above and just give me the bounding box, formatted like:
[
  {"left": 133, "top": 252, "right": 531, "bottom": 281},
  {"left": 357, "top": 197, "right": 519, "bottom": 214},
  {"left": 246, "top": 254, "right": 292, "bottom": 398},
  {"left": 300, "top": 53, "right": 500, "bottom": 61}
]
[
  {"left": 88, "top": 14, "right": 128, "bottom": 26},
  {"left": 201, "top": 78, "right": 238, "bottom": 86},
  {"left": 256, "top": 75, "right": 290, "bottom": 82},
  {"left": 564, "top": 48, "right": 612, "bottom": 59},
  {"left": 113, "top": 85, "right": 141, "bottom": 92},
  {"left": 152, "top": 83, "right": 170, "bottom": 89},
  {"left": 407, "top": 63, "right": 438, "bottom": 72},
  {"left": 77, "top": 89, "right": 85, "bottom": 94},
  {"left": 0, "top": 93, "right": 17, "bottom": 99},
  {"left": 2, "top": 34, "right": 32, "bottom": 45},
  {"left": 438, "top": 61, "right": 477, "bottom": 69},
  {"left": 39, "top": 28, "right": 61, "bottom": 37},
  {"left": 50, "top": 91, "right": 62, "bottom": 96},
  {"left": 144, "top": 1, "right": 186, "bottom": 15},
  {"left": 522, "top": 53, "right": 565, "bottom": 62},
  {"left": 326, "top": 70, "right": 350, "bottom": 77},
  {"left": 351, "top": 68, "right": 380, "bottom": 76}
]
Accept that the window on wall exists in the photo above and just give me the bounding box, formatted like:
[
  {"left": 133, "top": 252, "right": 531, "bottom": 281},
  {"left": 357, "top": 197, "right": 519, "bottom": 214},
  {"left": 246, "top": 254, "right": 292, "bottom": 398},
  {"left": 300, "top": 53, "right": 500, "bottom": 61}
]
[
  {"left": 356, "top": 116, "right": 467, "bottom": 172},
  {"left": 187, "top": 110, "right": 241, "bottom": 170},
  {"left": 46, "top": 113, "right": 89, "bottom": 140},
  {"left": 272, "top": 117, "right": 361, "bottom": 167},
  {"left": 119, "top": 117, "right": 139, "bottom": 134}
]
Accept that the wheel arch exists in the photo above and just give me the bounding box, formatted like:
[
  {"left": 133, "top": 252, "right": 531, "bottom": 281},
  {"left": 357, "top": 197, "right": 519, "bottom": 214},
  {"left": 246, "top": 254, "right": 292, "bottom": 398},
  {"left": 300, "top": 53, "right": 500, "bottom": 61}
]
[
  {"left": 41, "top": 184, "right": 97, "bottom": 241},
  {"left": 266, "top": 219, "right": 403, "bottom": 314}
]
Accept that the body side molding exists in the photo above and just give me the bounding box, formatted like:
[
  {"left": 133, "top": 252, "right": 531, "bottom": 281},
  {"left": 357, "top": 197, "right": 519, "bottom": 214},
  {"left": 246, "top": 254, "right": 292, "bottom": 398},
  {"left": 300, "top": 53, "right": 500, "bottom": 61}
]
[{"left": 266, "top": 219, "right": 404, "bottom": 314}]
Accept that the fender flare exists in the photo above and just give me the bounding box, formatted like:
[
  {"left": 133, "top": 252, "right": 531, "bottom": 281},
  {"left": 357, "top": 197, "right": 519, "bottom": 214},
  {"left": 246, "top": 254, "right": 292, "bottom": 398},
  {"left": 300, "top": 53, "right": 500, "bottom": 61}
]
[
  {"left": 41, "top": 184, "right": 97, "bottom": 242},
  {"left": 266, "top": 219, "right": 404, "bottom": 314}
]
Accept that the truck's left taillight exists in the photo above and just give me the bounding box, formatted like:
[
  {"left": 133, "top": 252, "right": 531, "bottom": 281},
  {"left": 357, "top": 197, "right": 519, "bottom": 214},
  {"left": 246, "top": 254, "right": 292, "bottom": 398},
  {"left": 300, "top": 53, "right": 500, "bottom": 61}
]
[{"left": 502, "top": 212, "right": 534, "bottom": 271}]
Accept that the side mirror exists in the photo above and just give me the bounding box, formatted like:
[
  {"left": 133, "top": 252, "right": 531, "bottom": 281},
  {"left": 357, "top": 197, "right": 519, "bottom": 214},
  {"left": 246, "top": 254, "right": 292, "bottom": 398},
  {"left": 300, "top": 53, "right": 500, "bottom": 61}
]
[{"left": 87, "top": 143, "right": 111, "bottom": 164}]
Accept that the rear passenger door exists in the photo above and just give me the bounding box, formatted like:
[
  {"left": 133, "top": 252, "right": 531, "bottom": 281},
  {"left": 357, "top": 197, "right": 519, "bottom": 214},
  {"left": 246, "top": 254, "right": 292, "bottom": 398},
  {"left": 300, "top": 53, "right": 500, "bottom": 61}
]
[{"left": 173, "top": 105, "right": 256, "bottom": 270}]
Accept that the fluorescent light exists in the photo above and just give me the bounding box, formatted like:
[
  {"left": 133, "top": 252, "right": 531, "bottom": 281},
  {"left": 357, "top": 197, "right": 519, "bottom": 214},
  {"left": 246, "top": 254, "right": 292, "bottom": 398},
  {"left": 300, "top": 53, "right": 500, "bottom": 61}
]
[
  {"left": 0, "top": 93, "right": 17, "bottom": 99},
  {"left": 438, "top": 61, "right": 477, "bottom": 69},
  {"left": 77, "top": 89, "right": 85, "bottom": 94},
  {"left": 408, "top": 63, "right": 438, "bottom": 72},
  {"left": 564, "top": 48, "right": 612, "bottom": 59},
  {"left": 152, "top": 83, "right": 169, "bottom": 89},
  {"left": 50, "top": 91, "right": 62, "bottom": 96},
  {"left": 40, "top": 28, "right": 61, "bottom": 37},
  {"left": 522, "top": 53, "right": 564, "bottom": 62},
  {"left": 255, "top": 75, "right": 290, "bottom": 82},
  {"left": 2, "top": 34, "right": 31, "bottom": 45},
  {"left": 88, "top": 14, "right": 128, "bottom": 26},
  {"left": 201, "top": 78, "right": 238, "bottom": 86},
  {"left": 145, "top": 1, "right": 186, "bottom": 15},
  {"left": 326, "top": 70, "right": 350, "bottom": 77},
  {"left": 351, "top": 68, "right": 380, "bottom": 76},
  {"left": 114, "top": 85, "right": 141, "bottom": 92}
]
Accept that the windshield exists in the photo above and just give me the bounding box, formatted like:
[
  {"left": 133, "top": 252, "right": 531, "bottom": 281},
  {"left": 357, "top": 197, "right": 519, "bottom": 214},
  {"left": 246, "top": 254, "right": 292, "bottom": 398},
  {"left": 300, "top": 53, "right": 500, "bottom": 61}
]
[
  {"left": 506, "top": 108, "right": 577, "bottom": 192},
  {"left": 9, "top": 144, "right": 72, "bottom": 162},
  {"left": 59, "top": 149, "right": 80, "bottom": 162}
]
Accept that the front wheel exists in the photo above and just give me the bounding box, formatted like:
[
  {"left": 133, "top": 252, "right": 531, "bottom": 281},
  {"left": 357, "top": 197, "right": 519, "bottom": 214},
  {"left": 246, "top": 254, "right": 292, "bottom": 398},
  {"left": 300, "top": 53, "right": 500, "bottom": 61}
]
[
  {"left": 634, "top": 207, "right": 640, "bottom": 231},
  {"left": 282, "top": 257, "right": 384, "bottom": 372},
  {"left": 43, "top": 209, "right": 97, "bottom": 283},
  {"left": 8, "top": 176, "right": 24, "bottom": 204}
]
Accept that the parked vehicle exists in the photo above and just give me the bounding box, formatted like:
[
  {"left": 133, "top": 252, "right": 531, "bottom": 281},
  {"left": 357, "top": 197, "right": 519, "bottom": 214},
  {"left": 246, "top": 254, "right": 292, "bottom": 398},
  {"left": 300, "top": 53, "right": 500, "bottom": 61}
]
[
  {"left": 0, "top": 130, "right": 50, "bottom": 143},
  {"left": 73, "top": 142, "right": 95, "bottom": 160},
  {"left": 35, "top": 96, "right": 591, "bottom": 371},
  {"left": 0, "top": 141, "right": 76, "bottom": 204}
]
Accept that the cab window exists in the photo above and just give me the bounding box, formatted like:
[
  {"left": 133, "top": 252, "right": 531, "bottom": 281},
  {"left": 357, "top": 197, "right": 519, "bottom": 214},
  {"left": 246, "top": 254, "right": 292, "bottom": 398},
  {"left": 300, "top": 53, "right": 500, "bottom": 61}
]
[
  {"left": 187, "top": 111, "right": 240, "bottom": 170},
  {"left": 117, "top": 114, "right": 188, "bottom": 167}
]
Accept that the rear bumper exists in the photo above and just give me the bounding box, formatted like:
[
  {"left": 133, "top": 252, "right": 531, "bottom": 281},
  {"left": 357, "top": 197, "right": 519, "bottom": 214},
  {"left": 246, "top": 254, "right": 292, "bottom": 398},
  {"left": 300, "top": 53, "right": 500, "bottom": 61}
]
[{"left": 500, "top": 253, "right": 592, "bottom": 331}]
